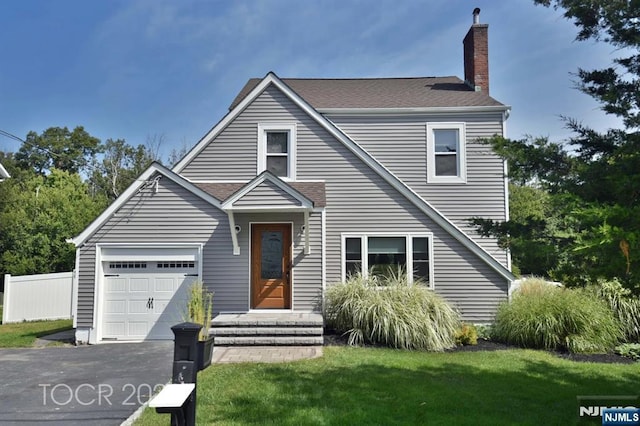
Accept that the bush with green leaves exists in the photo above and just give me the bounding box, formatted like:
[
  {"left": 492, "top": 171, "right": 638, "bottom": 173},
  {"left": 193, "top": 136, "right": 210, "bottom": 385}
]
[
  {"left": 455, "top": 324, "right": 478, "bottom": 346},
  {"left": 492, "top": 279, "right": 622, "bottom": 353},
  {"left": 476, "top": 324, "right": 493, "bottom": 340},
  {"left": 615, "top": 343, "right": 640, "bottom": 361},
  {"left": 325, "top": 271, "right": 460, "bottom": 351},
  {"left": 592, "top": 279, "right": 640, "bottom": 343}
]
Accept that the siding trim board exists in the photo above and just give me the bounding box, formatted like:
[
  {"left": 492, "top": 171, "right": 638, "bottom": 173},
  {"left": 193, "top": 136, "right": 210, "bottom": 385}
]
[
  {"left": 317, "top": 106, "right": 511, "bottom": 115},
  {"left": 174, "top": 72, "right": 512, "bottom": 281}
]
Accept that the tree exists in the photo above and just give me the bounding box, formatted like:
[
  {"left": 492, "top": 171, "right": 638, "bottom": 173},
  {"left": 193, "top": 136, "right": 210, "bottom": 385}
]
[
  {"left": 89, "top": 139, "right": 155, "bottom": 200},
  {"left": 535, "top": 0, "right": 640, "bottom": 128},
  {"left": 166, "top": 138, "right": 191, "bottom": 168},
  {"left": 15, "top": 126, "right": 101, "bottom": 175},
  {"left": 473, "top": 1, "right": 640, "bottom": 291},
  {"left": 0, "top": 169, "right": 107, "bottom": 275}
]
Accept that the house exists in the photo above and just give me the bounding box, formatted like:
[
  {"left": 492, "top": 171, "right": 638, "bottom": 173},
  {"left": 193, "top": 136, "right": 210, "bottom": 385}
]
[
  {"left": 0, "top": 162, "right": 9, "bottom": 182},
  {"left": 70, "top": 9, "right": 514, "bottom": 344}
]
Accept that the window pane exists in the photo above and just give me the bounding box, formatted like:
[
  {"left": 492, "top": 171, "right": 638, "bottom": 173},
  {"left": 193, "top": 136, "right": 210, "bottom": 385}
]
[
  {"left": 266, "top": 156, "right": 288, "bottom": 177},
  {"left": 346, "top": 237, "right": 361, "bottom": 261},
  {"left": 267, "top": 132, "right": 288, "bottom": 153},
  {"left": 345, "top": 238, "right": 362, "bottom": 278},
  {"left": 367, "top": 237, "right": 406, "bottom": 278},
  {"left": 434, "top": 129, "right": 458, "bottom": 153},
  {"left": 368, "top": 237, "right": 406, "bottom": 254},
  {"left": 261, "top": 231, "right": 283, "bottom": 279},
  {"left": 412, "top": 237, "right": 429, "bottom": 283},
  {"left": 346, "top": 261, "right": 362, "bottom": 277},
  {"left": 435, "top": 154, "right": 457, "bottom": 176},
  {"left": 413, "top": 262, "right": 430, "bottom": 283},
  {"left": 412, "top": 237, "right": 428, "bottom": 260}
]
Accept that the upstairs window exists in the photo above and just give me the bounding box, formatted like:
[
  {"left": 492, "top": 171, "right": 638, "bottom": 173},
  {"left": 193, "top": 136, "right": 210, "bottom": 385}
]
[
  {"left": 258, "top": 123, "right": 296, "bottom": 180},
  {"left": 426, "top": 123, "right": 467, "bottom": 183}
]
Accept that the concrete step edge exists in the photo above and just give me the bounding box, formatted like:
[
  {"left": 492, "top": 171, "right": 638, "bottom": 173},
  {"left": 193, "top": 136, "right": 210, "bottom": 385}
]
[
  {"left": 211, "top": 327, "right": 324, "bottom": 336},
  {"left": 214, "top": 336, "right": 324, "bottom": 346}
]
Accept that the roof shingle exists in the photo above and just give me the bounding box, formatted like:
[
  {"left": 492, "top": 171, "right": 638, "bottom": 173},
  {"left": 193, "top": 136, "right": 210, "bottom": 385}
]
[{"left": 230, "top": 76, "right": 505, "bottom": 110}]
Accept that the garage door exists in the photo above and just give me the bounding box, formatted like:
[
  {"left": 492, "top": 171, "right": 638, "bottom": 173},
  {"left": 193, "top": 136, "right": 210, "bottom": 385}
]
[{"left": 100, "top": 248, "right": 200, "bottom": 341}]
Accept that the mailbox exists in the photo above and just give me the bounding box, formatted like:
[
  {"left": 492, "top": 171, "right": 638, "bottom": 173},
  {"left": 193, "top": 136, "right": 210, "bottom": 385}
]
[{"left": 155, "top": 322, "right": 202, "bottom": 426}]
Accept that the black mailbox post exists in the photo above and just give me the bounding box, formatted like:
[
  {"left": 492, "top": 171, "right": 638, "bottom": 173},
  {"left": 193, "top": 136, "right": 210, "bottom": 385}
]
[{"left": 166, "top": 322, "right": 202, "bottom": 426}]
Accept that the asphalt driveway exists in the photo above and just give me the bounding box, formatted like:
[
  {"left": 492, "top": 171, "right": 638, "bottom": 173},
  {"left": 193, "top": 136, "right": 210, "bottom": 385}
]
[{"left": 0, "top": 341, "right": 174, "bottom": 425}]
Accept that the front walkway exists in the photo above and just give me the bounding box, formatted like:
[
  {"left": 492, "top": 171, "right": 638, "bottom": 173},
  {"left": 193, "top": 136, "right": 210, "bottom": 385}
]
[{"left": 211, "top": 345, "right": 323, "bottom": 363}]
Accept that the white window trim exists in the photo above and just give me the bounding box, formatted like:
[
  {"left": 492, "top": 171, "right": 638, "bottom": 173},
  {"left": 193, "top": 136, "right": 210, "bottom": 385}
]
[
  {"left": 426, "top": 122, "right": 467, "bottom": 184},
  {"left": 257, "top": 123, "right": 297, "bottom": 180},
  {"left": 340, "top": 233, "right": 434, "bottom": 289}
]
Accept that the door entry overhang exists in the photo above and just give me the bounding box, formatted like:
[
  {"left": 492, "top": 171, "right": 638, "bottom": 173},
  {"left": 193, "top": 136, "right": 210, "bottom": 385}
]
[{"left": 221, "top": 172, "right": 316, "bottom": 255}]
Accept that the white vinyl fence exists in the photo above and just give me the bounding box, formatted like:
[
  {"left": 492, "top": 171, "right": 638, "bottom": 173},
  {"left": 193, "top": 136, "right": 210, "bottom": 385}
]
[{"left": 2, "top": 272, "right": 74, "bottom": 323}]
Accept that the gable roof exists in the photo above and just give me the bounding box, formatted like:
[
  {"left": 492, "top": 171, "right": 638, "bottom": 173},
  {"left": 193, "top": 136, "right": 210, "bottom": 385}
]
[
  {"left": 175, "top": 72, "right": 514, "bottom": 282},
  {"left": 220, "top": 171, "right": 314, "bottom": 210},
  {"left": 230, "top": 76, "right": 507, "bottom": 111},
  {"left": 0, "top": 162, "right": 10, "bottom": 180},
  {"left": 195, "top": 180, "right": 326, "bottom": 207},
  {"left": 70, "top": 162, "right": 222, "bottom": 246}
]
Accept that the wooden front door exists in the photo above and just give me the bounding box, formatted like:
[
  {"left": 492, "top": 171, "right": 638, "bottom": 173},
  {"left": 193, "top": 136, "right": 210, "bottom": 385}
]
[{"left": 251, "top": 223, "right": 292, "bottom": 309}]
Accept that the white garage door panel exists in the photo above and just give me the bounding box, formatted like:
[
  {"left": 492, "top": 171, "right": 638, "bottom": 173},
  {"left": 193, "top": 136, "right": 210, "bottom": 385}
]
[
  {"left": 101, "top": 257, "right": 199, "bottom": 341},
  {"left": 130, "top": 278, "right": 150, "bottom": 292},
  {"left": 106, "top": 278, "right": 127, "bottom": 293},
  {"left": 128, "top": 322, "right": 149, "bottom": 337}
]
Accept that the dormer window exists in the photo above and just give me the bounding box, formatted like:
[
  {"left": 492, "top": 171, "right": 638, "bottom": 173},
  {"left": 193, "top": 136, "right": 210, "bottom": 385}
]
[
  {"left": 258, "top": 123, "right": 296, "bottom": 179},
  {"left": 426, "top": 122, "right": 467, "bottom": 183}
]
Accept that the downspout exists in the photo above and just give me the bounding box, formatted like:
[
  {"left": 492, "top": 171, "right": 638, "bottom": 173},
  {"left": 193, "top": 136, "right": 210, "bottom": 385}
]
[{"left": 502, "top": 109, "right": 513, "bottom": 297}]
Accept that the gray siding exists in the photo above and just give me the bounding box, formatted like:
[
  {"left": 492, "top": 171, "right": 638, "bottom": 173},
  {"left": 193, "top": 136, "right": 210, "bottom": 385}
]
[
  {"left": 181, "top": 84, "right": 508, "bottom": 322},
  {"left": 234, "top": 180, "right": 301, "bottom": 207},
  {"left": 328, "top": 114, "right": 508, "bottom": 264},
  {"left": 77, "top": 175, "right": 322, "bottom": 328}
]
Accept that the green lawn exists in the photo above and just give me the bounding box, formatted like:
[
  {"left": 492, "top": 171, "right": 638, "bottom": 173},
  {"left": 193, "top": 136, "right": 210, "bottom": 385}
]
[
  {"left": 0, "top": 313, "right": 73, "bottom": 347},
  {"left": 135, "top": 346, "right": 640, "bottom": 425}
]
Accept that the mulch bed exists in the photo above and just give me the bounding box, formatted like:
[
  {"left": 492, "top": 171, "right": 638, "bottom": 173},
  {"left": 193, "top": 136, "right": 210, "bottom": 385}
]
[{"left": 323, "top": 331, "right": 636, "bottom": 364}]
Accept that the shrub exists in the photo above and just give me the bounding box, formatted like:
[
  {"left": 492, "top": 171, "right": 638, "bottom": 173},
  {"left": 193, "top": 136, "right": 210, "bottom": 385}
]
[
  {"left": 476, "top": 324, "right": 493, "bottom": 340},
  {"left": 184, "top": 281, "right": 214, "bottom": 341},
  {"left": 593, "top": 279, "right": 640, "bottom": 343},
  {"left": 325, "top": 272, "right": 461, "bottom": 351},
  {"left": 492, "top": 279, "right": 622, "bottom": 353},
  {"left": 615, "top": 343, "right": 640, "bottom": 361},
  {"left": 455, "top": 324, "right": 478, "bottom": 346}
]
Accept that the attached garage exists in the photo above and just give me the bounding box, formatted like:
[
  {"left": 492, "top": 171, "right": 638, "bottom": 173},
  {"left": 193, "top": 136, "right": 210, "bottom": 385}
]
[{"left": 94, "top": 245, "right": 202, "bottom": 342}]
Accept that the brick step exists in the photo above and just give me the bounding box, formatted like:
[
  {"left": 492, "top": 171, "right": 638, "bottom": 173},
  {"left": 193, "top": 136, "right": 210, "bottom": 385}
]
[
  {"left": 214, "top": 336, "right": 324, "bottom": 346},
  {"left": 211, "top": 327, "right": 323, "bottom": 337}
]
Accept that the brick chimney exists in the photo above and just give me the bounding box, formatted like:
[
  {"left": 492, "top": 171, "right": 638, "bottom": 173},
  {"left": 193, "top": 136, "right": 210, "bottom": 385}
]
[{"left": 463, "top": 8, "right": 489, "bottom": 93}]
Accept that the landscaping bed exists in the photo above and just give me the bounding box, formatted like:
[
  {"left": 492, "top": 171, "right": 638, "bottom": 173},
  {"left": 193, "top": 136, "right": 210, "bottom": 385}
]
[{"left": 324, "top": 331, "right": 637, "bottom": 364}]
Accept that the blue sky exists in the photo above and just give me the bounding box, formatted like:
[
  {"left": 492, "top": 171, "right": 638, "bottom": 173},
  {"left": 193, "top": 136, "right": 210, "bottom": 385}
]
[{"left": 0, "top": 0, "right": 621, "bottom": 160}]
